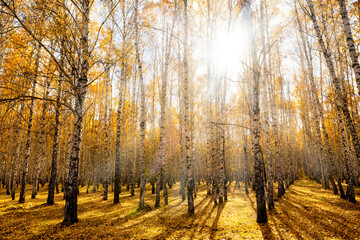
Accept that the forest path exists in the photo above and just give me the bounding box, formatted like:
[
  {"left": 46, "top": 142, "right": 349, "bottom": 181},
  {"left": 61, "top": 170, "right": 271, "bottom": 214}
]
[{"left": 0, "top": 178, "right": 359, "bottom": 239}]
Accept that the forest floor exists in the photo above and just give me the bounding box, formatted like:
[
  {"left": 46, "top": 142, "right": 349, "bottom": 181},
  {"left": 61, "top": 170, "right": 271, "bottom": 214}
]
[{"left": 0, "top": 178, "right": 360, "bottom": 240}]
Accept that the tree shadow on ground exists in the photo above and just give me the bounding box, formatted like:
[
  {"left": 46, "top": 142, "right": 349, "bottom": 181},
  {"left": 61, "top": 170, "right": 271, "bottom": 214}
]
[
  {"left": 2, "top": 180, "right": 360, "bottom": 239},
  {"left": 261, "top": 181, "right": 360, "bottom": 240},
  {"left": 152, "top": 198, "right": 227, "bottom": 240},
  {"left": 209, "top": 202, "right": 226, "bottom": 239},
  {"left": 246, "top": 193, "right": 256, "bottom": 212},
  {"left": 259, "top": 222, "right": 277, "bottom": 240},
  {"left": 119, "top": 195, "right": 214, "bottom": 239}
]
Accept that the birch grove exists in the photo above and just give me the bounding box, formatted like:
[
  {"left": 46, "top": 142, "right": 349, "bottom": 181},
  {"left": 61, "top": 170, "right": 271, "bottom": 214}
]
[{"left": 0, "top": 0, "right": 359, "bottom": 227}]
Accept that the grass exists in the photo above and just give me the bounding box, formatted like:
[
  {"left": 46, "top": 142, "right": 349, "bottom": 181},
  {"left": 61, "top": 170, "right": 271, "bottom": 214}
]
[{"left": 0, "top": 178, "right": 359, "bottom": 239}]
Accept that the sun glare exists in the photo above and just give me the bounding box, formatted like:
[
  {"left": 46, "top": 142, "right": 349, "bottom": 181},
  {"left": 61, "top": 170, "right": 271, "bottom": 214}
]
[{"left": 212, "top": 30, "right": 248, "bottom": 76}]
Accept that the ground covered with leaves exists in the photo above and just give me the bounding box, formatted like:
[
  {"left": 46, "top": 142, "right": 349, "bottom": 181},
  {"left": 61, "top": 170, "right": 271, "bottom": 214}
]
[{"left": 1, "top": 178, "right": 359, "bottom": 239}]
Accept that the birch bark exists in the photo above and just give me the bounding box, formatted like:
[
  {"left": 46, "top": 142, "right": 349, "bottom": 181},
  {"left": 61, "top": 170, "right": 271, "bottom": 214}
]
[{"left": 63, "top": 0, "right": 90, "bottom": 224}]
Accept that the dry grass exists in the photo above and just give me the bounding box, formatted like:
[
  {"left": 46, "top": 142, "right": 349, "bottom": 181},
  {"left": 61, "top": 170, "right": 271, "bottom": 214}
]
[{"left": 0, "top": 178, "right": 359, "bottom": 239}]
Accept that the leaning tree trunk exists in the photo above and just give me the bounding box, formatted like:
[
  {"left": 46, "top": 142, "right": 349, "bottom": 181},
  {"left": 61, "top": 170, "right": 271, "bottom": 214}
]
[
  {"left": 294, "top": 3, "right": 344, "bottom": 197},
  {"left": 336, "top": 106, "right": 356, "bottom": 203},
  {"left": 63, "top": 0, "right": 89, "bottom": 224},
  {"left": 337, "top": 0, "right": 360, "bottom": 97},
  {"left": 307, "top": 0, "right": 360, "bottom": 169}
]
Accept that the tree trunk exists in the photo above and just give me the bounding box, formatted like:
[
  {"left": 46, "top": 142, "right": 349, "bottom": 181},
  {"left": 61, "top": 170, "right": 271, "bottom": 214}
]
[
  {"left": 307, "top": 0, "right": 360, "bottom": 170},
  {"left": 32, "top": 79, "right": 49, "bottom": 199},
  {"left": 114, "top": 2, "right": 128, "bottom": 204},
  {"left": 244, "top": 146, "right": 249, "bottom": 195},
  {"left": 269, "top": 53, "right": 284, "bottom": 198},
  {"left": 11, "top": 103, "right": 24, "bottom": 200},
  {"left": 260, "top": 0, "right": 274, "bottom": 210},
  {"left": 63, "top": 0, "right": 89, "bottom": 224},
  {"left": 206, "top": 0, "right": 212, "bottom": 196},
  {"left": 103, "top": 33, "right": 112, "bottom": 200},
  {"left": 295, "top": 3, "right": 344, "bottom": 195},
  {"left": 0, "top": 113, "right": 13, "bottom": 192},
  {"left": 156, "top": 13, "right": 175, "bottom": 207},
  {"left": 135, "top": 0, "right": 147, "bottom": 210},
  {"left": 19, "top": 69, "right": 37, "bottom": 203},
  {"left": 246, "top": 0, "right": 267, "bottom": 223},
  {"left": 63, "top": 111, "right": 73, "bottom": 199},
  {"left": 178, "top": 44, "right": 186, "bottom": 201},
  {"left": 183, "top": 0, "right": 194, "bottom": 214},
  {"left": 130, "top": 66, "right": 137, "bottom": 197},
  {"left": 47, "top": 75, "right": 62, "bottom": 205},
  {"left": 337, "top": 0, "right": 360, "bottom": 97},
  {"left": 336, "top": 106, "right": 356, "bottom": 203}
]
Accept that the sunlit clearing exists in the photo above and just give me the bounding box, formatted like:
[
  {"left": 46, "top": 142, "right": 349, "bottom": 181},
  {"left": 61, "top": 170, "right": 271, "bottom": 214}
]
[{"left": 212, "top": 29, "right": 248, "bottom": 76}]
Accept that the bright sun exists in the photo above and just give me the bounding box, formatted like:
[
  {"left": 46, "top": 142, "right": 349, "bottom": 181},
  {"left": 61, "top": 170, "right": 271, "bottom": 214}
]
[{"left": 212, "top": 30, "right": 248, "bottom": 76}]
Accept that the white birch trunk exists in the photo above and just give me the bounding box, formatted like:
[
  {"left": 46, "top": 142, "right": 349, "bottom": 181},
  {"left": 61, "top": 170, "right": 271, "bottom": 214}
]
[
  {"left": 63, "top": 0, "right": 89, "bottom": 224},
  {"left": 135, "top": 0, "right": 147, "bottom": 210}
]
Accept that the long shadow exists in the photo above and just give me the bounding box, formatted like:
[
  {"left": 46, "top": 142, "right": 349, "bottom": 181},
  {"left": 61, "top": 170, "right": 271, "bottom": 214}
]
[
  {"left": 267, "top": 180, "right": 360, "bottom": 239},
  {"left": 271, "top": 205, "right": 317, "bottom": 239},
  {"left": 245, "top": 193, "right": 278, "bottom": 240},
  {"left": 267, "top": 212, "right": 287, "bottom": 240},
  {"left": 192, "top": 198, "right": 216, "bottom": 235},
  {"left": 284, "top": 197, "right": 350, "bottom": 223},
  {"left": 291, "top": 187, "right": 360, "bottom": 211},
  {"left": 326, "top": 199, "right": 360, "bottom": 211},
  {"left": 150, "top": 196, "right": 214, "bottom": 239},
  {"left": 280, "top": 198, "right": 360, "bottom": 238},
  {"left": 27, "top": 203, "right": 56, "bottom": 210},
  {"left": 259, "top": 222, "right": 276, "bottom": 240},
  {"left": 117, "top": 195, "right": 213, "bottom": 239},
  {"left": 2, "top": 184, "right": 203, "bottom": 239},
  {"left": 3, "top": 192, "right": 148, "bottom": 233},
  {"left": 13, "top": 194, "right": 136, "bottom": 222},
  {"left": 209, "top": 202, "right": 226, "bottom": 239},
  {"left": 198, "top": 204, "right": 217, "bottom": 233},
  {"left": 246, "top": 194, "right": 256, "bottom": 212},
  {"left": 31, "top": 195, "right": 187, "bottom": 240},
  {"left": 7, "top": 180, "right": 359, "bottom": 239},
  {"left": 110, "top": 204, "right": 155, "bottom": 226},
  {"left": 1, "top": 205, "right": 64, "bottom": 222},
  {"left": 286, "top": 188, "right": 360, "bottom": 218},
  {"left": 21, "top": 204, "right": 137, "bottom": 240}
]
